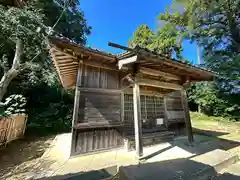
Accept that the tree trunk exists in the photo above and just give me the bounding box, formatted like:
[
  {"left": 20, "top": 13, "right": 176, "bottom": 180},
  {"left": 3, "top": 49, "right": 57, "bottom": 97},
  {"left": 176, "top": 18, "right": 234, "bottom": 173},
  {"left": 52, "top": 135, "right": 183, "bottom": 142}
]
[
  {"left": 0, "top": 39, "right": 22, "bottom": 103},
  {"left": 198, "top": 105, "right": 202, "bottom": 113}
]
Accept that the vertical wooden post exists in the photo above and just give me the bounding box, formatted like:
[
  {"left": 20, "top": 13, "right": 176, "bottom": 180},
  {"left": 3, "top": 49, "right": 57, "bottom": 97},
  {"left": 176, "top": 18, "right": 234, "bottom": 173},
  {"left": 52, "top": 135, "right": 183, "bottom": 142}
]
[
  {"left": 163, "top": 96, "right": 168, "bottom": 129},
  {"left": 133, "top": 81, "right": 143, "bottom": 158},
  {"left": 121, "top": 92, "right": 124, "bottom": 122},
  {"left": 70, "top": 63, "right": 84, "bottom": 155},
  {"left": 22, "top": 114, "right": 28, "bottom": 137},
  {"left": 180, "top": 89, "right": 194, "bottom": 143}
]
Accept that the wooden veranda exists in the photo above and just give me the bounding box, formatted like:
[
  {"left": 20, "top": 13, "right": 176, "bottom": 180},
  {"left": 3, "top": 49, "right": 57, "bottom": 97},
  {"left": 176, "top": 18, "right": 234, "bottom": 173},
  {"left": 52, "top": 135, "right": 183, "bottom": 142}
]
[{"left": 49, "top": 37, "right": 215, "bottom": 158}]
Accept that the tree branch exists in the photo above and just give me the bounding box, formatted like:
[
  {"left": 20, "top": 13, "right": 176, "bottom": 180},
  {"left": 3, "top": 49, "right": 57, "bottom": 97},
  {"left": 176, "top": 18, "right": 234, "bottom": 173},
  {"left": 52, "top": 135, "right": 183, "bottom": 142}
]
[
  {"left": 12, "top": 39, "right": 23, "bottom": 70},
  {"left": 0, "top": 38, "right": 23, "bottom": 102}
]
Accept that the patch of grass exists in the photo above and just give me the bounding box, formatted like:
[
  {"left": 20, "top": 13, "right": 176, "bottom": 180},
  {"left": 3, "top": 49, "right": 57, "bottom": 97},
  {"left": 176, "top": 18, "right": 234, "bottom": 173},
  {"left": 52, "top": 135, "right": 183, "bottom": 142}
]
[
  {"left": 190, "top": 112, "right": 232, "bottom": 123},
  {"left": 191, "top": 112, "right": 240, "bottom": 142}
]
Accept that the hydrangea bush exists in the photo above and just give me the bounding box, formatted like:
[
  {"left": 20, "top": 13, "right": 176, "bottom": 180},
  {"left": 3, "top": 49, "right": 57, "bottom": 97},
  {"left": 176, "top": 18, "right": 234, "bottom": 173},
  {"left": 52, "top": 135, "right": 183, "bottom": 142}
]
[{"left": 4, "top": 94, "right": 27, "bottom": 116}]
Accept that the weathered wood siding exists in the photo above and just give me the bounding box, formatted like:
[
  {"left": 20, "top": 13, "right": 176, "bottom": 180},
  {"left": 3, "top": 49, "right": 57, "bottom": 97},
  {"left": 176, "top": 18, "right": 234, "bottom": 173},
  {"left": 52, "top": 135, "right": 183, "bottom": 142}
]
[
  {"left": 72, "top": 64, "right": 123, "bottom": 156},
  {"left": 73, "top": 128, "right": 123, "bottom": 155},
  {"left": 72, "top": 64, "right": 186, "bottom": 155},
  {"left": 82, "top": 65, "right": 119, "bottom": 89},
  {"left": 77, "top": 65, "right": 121, "bottom": 124},
  {"left": 78, "top": 91, "right": 121, "bottom": 124}
]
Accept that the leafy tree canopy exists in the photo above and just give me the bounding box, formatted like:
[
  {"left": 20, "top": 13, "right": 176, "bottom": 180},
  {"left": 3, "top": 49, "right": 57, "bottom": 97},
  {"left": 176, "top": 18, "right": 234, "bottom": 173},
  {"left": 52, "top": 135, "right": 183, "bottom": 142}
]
[
  {"left": 0, "top": 0, "right": 91, "bottom": 132},
  {"left": 159, "top": 0, "right": 240, "bottom": 78},
  {"left": 159, "top": 0, "right": 240, "bottom": 118},
  {"left": 129, "top": 24, "right": 183, "bottom": 59}
]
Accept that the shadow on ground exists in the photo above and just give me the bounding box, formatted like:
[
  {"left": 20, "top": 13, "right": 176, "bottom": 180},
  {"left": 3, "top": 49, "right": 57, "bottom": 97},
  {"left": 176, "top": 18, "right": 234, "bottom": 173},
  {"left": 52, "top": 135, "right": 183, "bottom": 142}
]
[
  {"left": 0, "top": 135, "right": 54, "bottom": 179},
  {"left": 1, "top": 128, "right": 240, "bottom": 180},
  {"left": 34, "top": 129, "right": 240, "bottom": 180},
  {"left": 118, "top": 158, "right": 240, "bottom": 180},
  {"left": 193, "top": 128, "right": 229, "bottom": 137},
  {"left": 139, "top": 131, "right": 240, "bottom": 162},
  {"left": 170, "top": 130, "right": 240, "bottom": 156},
  {"left": 35, "top": 166, "right": 117, "bottom": 180},
  {"left": 216, "top": 173, "right": 240, "bottom": 180},
  {"left": 33, "top": 158, "right": 240, "bottom": 180}
]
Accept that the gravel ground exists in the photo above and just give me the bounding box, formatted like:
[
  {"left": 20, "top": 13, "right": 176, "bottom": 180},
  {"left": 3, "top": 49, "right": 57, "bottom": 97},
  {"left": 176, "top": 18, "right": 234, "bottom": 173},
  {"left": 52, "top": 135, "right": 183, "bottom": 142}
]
[{"left": 0, "top": 135, "right": 54, "bottom": 180}]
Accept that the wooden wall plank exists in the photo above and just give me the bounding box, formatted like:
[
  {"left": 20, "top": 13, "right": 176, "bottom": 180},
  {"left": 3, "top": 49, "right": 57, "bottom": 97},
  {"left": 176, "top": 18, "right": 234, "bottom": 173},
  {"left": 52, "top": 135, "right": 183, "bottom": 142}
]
[
  {"left": 73, "top": 128, "right": 124, "bottom": 155},
  {"left": 81, "top": 65, "right": 119, "bottom": 89},
  {"left": 105, "top": 129, "right": 108, "bottom": 149}
]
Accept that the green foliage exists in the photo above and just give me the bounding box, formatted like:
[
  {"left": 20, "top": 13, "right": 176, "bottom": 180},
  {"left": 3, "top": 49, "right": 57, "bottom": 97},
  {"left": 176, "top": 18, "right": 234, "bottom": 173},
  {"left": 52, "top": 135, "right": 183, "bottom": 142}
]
[
  {"left": 7, "top": 70, "right": 74, "bottom": 134},
  {"left": 190, "top": 112, "right": 232, "bottom": 123},
  {"left": 0, "top": 0, "right": 91, "bottom": 134},
  {"left": 159, "top": 0, "right": 240, "bottom": 78},
  {"left": 26, "top": 83, "right": 74, "bottom": 134},
  {"left": 129, "top": 25, "right": 154, "bottom": 48},
  {"left": 31, "top": 0, "right": 91, "bottom": 44},
  {"left": 188, "top": 82, "right": 225, "bottom": 116},
  {"left": 0, "top": 5, "right": 47, "bottom": 74},
  {"left": 0, "top": 0, "right": 91, "bottom": 78},
  {"left": 129, "top": 24, "right": 183, "bottom": 59},
  {"left": 160, "top": 0, "right": 240, "bottom": 119}
]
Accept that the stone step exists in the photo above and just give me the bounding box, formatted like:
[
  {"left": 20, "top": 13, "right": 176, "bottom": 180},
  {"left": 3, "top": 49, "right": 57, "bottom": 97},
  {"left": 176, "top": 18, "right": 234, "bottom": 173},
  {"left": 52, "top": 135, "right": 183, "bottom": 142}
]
[
  {"left": 125, "top": 131, "right": 175, "bottom": 151},
  {"left": 119, "top": 149, "right": 239, "bottom": 180},
  {"left": 214, "top": 162, "right": 240, "bottom": 180}
]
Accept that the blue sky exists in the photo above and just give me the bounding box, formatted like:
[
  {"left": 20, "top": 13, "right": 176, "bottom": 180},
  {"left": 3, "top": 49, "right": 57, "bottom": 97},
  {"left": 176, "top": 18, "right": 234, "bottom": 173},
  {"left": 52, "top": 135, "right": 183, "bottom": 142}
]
[{"left": 81, "top": 0, "right": 198, "bottom": 64}]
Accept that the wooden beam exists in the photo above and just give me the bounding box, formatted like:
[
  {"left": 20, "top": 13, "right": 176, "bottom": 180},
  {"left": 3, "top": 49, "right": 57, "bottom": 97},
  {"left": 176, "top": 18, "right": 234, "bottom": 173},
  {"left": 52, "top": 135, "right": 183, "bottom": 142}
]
[
  {"left": 108, "top": 42, "right": 136, "bottom": 52},
  {"left": 121, "top": 92, "right": 124, "bottom": 122},
  {"left": 147, "top": 56, "right": 214, "bottom": 78},
  {"left": 180, "top": 89, "right": 194, "bottom": 143},
  {"left": 80, "top": 60, "right": 118, "bottom": 71},
  {"left": 58, "top": 67, "right": 78, "bottom": 72},
  {"left": 118, "top": 55, "right": 138, "bottom": 69},
  {"left": 59, "top": 67, "right": 78, "bottom": 72},
  {"left": 133, "top": 80, "right": 143, "bottom": 158},
  {"left": 58, "top": 63, "right": 78, "bottom": 68},
  {"left": 50, "top": 48, "right": 65, "bottom": 86},
  {"left": 60, "top": 69, "right": 78, "bottom": 74},
  {"left": 139, "top": 67, "right": 180, "bottom": 81},
  {"left": 57, "top": 60, "right": 76, "bottom": 65},
  {"left": 107, "top": 42, "right": 214, "bottom": 79},
  {"left": 124, "top": 88, "right": 163, "bottom": 97},
  {"left": 70, "top": 63, "right": 83, "bottom": 155},
  {"left": 55, "top": 55, "right": 76, "bottom": 61},
  {"left": 52, "top": 48, "right": 77, "bottom": 59},
  {"left": 61, "top": 73, "right": 76, "bottom": 77},
  {"left": 163, "top": 96, "right": 168, "bottom": 129},
  {"left": 77, "top": 87, "right": 121, "bottom": 93},
  {"left": 59, "top": 66, "right": 78, "bottom": 70},
  {"left": 137, "top": 78, "right": 182, "bottom": 90}
]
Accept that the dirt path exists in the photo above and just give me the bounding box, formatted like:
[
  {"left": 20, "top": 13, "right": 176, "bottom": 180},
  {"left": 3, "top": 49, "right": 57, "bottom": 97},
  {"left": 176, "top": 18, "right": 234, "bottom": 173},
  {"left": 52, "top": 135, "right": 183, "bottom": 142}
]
[{"left": 0, "top": 135, "right": 54, "bottom": 180}]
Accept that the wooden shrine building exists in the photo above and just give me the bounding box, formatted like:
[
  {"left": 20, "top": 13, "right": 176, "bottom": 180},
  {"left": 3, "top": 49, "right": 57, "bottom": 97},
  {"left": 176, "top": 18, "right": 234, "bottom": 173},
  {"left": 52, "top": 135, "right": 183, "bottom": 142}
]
[{"left": 49, "top": 37, "right": 215, "bottom": 158}]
